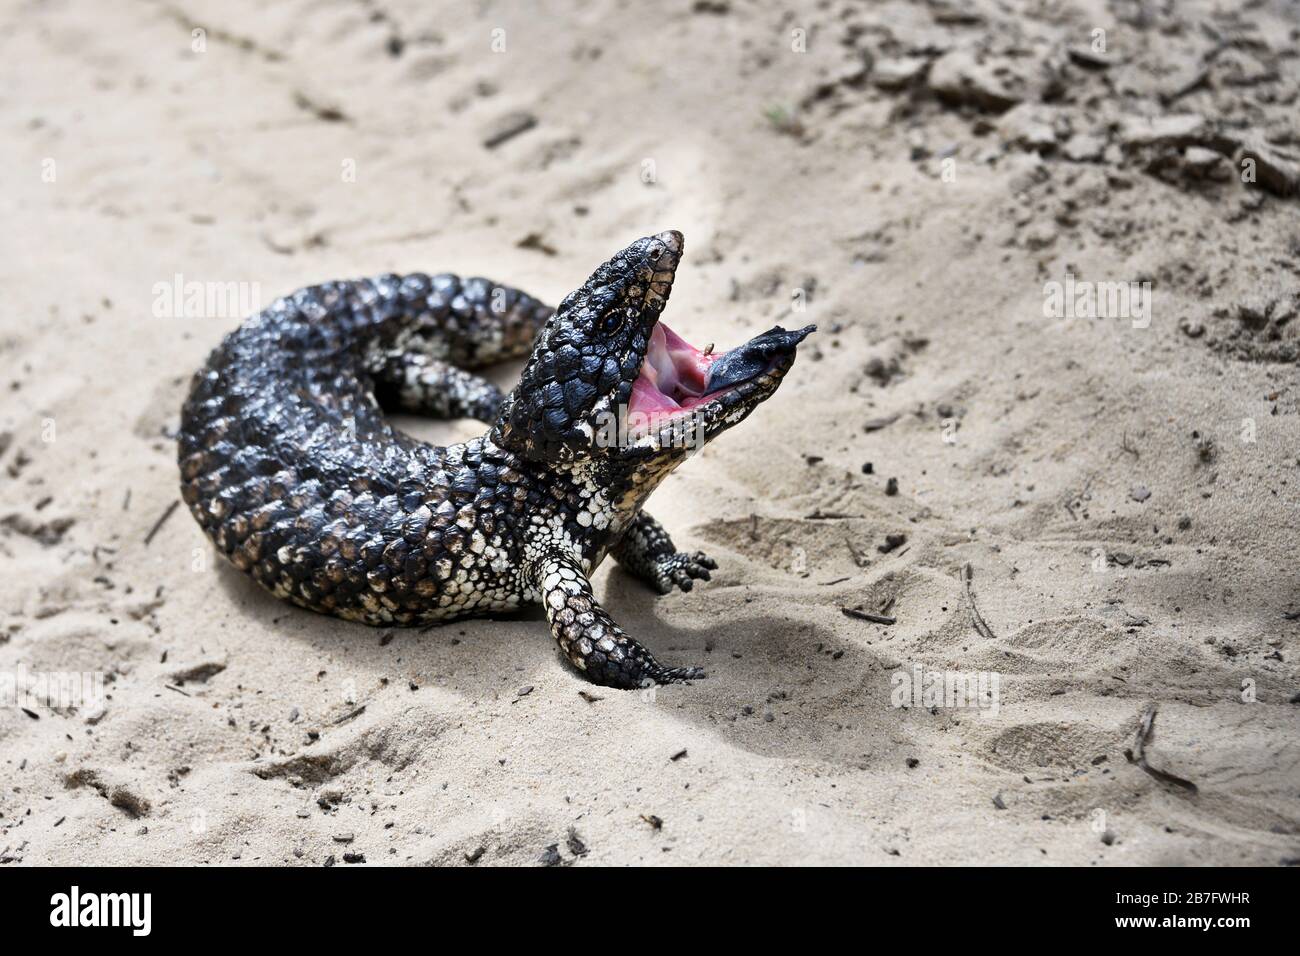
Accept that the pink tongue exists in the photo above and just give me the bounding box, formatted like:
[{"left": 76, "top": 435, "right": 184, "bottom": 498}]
[
  {"left": 659, "top": 324, "right": 712, "bottom": 394},
  {"left": 628, "top": 322, "right": 720, "bottom": 417},
  {"left": 630, "top": 375, "right": 679, "bottom": 413}
]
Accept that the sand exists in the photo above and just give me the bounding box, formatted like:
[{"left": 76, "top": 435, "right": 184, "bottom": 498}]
[{"left": 1, "top": 0, "right": 1298, "bottom": 866}]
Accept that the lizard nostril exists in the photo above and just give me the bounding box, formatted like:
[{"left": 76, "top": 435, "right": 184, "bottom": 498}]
[{"left": 647, "top": 244, "right": 662, "bottom": 261}]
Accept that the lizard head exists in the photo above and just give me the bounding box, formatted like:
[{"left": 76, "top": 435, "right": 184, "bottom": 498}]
[{"left": 492, "top": 230, "right": 814, "bottom": 471}]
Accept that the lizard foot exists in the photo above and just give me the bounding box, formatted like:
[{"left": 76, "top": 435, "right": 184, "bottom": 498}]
[
  {"left": 538, "top": 550, "right": 708, "bottom": 689},
  {"left": 582, "top": 638, "right": 708, "bottom": 689},
  {"left": 644, "top": 663, "right": 708, "bottom": 685},
  {"left": 649, "top": 551, "right": 717, "bottom": 594}
]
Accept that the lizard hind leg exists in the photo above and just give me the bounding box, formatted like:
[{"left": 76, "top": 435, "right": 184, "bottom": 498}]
[
  {"left": 534, "top": 552, "right": 705, "bottom": 689},
  {"left": 369, "top": 273, "right": 553, "bottom": 423},
  {"left": 374, "top": 353, "right": 506, "bottom": 424}
]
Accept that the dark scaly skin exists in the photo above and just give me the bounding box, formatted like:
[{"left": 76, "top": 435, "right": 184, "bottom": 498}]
[{"left": 178, "top": 231, "right": 811, "bottom": 688}]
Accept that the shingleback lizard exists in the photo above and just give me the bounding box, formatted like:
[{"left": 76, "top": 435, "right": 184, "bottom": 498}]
[{"left": 178, "top": 230, "right": 814, "bottom": 688}]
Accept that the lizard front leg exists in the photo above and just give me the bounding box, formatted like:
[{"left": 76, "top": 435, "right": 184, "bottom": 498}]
[
  {"left": 530, "top": 550, "right": 705, "bottom": 688},
  {"left": 612, "top": 511, "right": 717, "bottom": 594}
]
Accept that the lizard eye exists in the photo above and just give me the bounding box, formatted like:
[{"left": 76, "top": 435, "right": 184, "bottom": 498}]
[{"left": 602, "top": 307, "right": 636, "bottom": 334}]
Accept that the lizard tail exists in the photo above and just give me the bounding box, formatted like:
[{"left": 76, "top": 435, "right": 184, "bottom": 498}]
[{"left": 364, "top": 272, "right": 554, "bottom": 370}]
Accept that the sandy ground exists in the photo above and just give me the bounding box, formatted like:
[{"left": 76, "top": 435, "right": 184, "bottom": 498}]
[{"left": 2, "top": 0, "right": 1298, "bottom": 866}]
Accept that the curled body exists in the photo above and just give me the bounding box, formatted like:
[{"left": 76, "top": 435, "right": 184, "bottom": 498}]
[{"left": 179, "top": 231, "right": 812, "bottom": 688}]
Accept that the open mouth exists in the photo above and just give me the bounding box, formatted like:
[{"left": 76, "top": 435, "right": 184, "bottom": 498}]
[{"left": 627, "top": 321, "right": 816, "bottom": 430}]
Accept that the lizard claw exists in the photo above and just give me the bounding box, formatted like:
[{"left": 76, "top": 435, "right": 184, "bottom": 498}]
[{"left": 652, "top": 551, "right": 718, "bottom": 594}]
